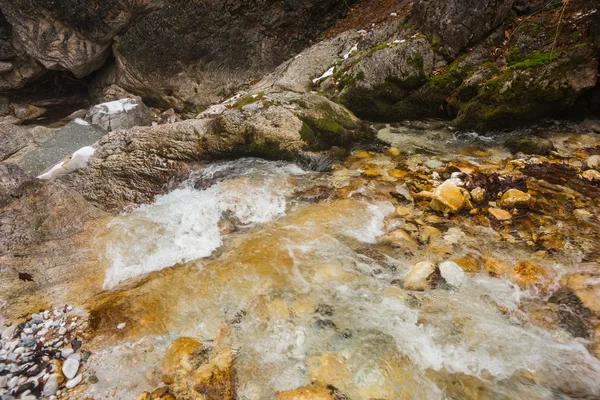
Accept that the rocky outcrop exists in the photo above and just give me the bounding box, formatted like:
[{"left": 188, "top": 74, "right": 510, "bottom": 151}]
[
  {"left": 0, "top": 0, "right": 159, "bottom": 81},
  {"left": 113, "top": 0, "right": 355, "bottom": 110},
  {"left": 61, "top": 91, "right": 368, "bottom": 211},
  {"left": 0, "top": 0, "right": 353, "bottom": 110},
  {"left": 412, "top": 0, "right": 516, "bottom": 56},
  {"left": 307, "top": 0, "right": 599, "bottom": 130}
]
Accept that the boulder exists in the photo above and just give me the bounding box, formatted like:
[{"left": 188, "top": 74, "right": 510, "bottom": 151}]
[
  {"left": 336, "top": 38, "right": 435, "bottom": 120},
  {"left": 256, "top": 30, "right": 362, "bottom": 94},
  {"left": 504, "top": 136, "right": 555, "bottom": 155},
  {"left": 65, "top": 91, "right": 368, "bottom": 211},
  {"left": 16, "top": 119, "right": 106, "bottom": 176},
  {"left": 86, "top": 98, "right": 151, "bottom": 132},
  {"left": 412, "top": 0, "right": 516, "bottom": 55}
]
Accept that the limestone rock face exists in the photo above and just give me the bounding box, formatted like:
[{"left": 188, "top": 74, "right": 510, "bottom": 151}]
[
  {"left": 0, "top": 0, "right": 159, "bottom": 80},
  {"left": 113, "top": 0, "right": 355, "bottom": 110},
  {"left": 256, "top": 30, "right": 362, "bottom": 94},
  {"left": 412, "top": 0, "right": 516, "bottom": 55}
]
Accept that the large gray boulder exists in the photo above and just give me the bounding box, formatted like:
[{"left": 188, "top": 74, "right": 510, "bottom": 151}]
[
  {"left": 85, "top": 98, "right": 151, "bottom": 132},
  {"left": 412, "top": 0, "right": 516, "bottom": 56},
  {"left": 17, "top": 119, "right": 106, "bottom": 176}
]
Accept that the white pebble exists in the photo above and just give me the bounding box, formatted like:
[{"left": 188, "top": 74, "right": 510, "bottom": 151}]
[
  {"left": 117, "top": 323, "right": 126, "bottom": 330},
  {"left": 65, "top": 374, "right": 82, "bottom": 389},
  {"left": 61, "top": 348, "right": 74, "bottom": 359},
  {"left": 62, "top": 357, "right": 80, "bottom": 380},
  {"left": 439, "top": 261, "right": 466, "bottom": 288}
]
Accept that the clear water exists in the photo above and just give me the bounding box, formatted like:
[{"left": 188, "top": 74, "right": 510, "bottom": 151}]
[{"left": 85, "top": 127, "right": 600, "bottom": 399}]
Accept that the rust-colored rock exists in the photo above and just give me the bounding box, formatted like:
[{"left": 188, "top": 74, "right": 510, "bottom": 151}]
[
  {"left": 512, "top": 261, "right": 556, "bottom": 291},
  {"left": 276, "top": 386, "right": 335, "bottom": 400}
]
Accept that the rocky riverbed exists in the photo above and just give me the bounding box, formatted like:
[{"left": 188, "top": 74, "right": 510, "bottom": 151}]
[
  {"left": 1, "top": 0, "right": 600, "bottom": 399},
  {"left": 3, "top": 119, "right": 600, "bottom": 399}
]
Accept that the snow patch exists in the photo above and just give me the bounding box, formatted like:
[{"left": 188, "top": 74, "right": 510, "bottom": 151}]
[
  {"left": 93, "top": 99, "right": 138, "bottom": 115},
  {"left": 74, "top": 118, "right": 90, "bottom": 126},
  {"left": 37, "top": 146, "right": 96, "bottom": 180},
  {"left": 312, "top": 66, "right": 335, "bottom": 83}
]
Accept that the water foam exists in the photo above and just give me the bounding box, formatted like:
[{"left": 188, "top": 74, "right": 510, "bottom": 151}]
[{"left": 102, "top": 159, "right": 303, "bottom": 289}]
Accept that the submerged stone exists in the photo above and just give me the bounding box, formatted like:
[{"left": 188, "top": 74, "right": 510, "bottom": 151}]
[{"left": 404, "top": 261, "right": 436, "bottom": 291}]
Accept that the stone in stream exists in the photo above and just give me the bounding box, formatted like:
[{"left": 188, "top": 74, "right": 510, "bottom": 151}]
[
  {"left": 511, "top": 261, "right": 556, "bottom": 292},
  {"left": 504, "top": 136, "right": 555, "bottom": 156},
  {"left": 430, "top": 180, "right": 466, "bottom": 214},
  {"left": 488, "top": 207, "right": 512, "bottom": 221},
  {"left": 585, "top": 155, "right": 600, "bottom": 170},
  {"left": 65, "top": 374, "right": 82, "bottom": 389},
  {"left": 404, "top": 261, "right": 436, "bottom": 291},
  {"left": 498, "top": 189, "right": 533, "bottom": 209},
  {"left": 276, "top": 386, "right": 334, "bottom": 400},
  {"left": 439, "top": 261, "right": 466, "bottom": 288},
  {"left": 582, "top": 169, "right": 600, "bottom": 182}
]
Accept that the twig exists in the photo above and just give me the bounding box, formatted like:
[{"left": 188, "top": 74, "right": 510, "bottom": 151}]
[{"left": 551, "top": 0, "right": 570, "bottom": 55}]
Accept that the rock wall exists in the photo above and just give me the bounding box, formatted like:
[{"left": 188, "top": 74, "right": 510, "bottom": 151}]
[{"left": 0, "top": 0, "right": 354, "bottom": 110}]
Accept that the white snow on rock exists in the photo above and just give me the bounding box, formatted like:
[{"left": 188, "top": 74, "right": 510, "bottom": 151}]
[
  {"left": 74, "top": 118, "right": 90, "bottom": 126},
  {"left": 343, "top": 43, "right": 358, "bottom": 60},
  {"left": 312, "top": 66, "right": 335, "bottom": 83},
  {"left": 94, "top": 98, "right": 138, "bottom": 115},
  {"left": 37, "top": 146, "right": 96, "bottom": 180}
]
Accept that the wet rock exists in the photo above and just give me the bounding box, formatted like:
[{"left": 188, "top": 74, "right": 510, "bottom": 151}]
[
  {"left": 582, "top": 169, "right": 600, "bottom": 182},
  {"left": 161, "top": 337, "right": 205, "bottom": 382},
  {"left": 276, "top": 386, "right": 335, "bottom": 400},
  {"left": 511, "top": 261, "right": 556, "bottom": 292},
  {"left": 404, "top": 261, "right": 436, "bottom": 291},
  {"left": 381, "top": 229, "right": 419, "bottom": 251},
  {"left": 430, "top": 180, "right": 466, "bottom": 214},
  {"left": 439, "top": 261, "right": 466, "bottom": 288},
  {"left": 451, "top": 254, "right": 482, "bottom": 273},
  {"left": 470, "top": 187, "right": 486, "bottom": 203},
  {"left": 504, "top": 137, "right": 555, "bottom": 156},
  {"left": 567, "top": 274, "right": 600, "bottom": 315},
  {"left": 585, "top": 155, "right": 600, "bottom": 170},
  {"left": 86, "top": 98, "right": 151, "bottom": 132},
  {"left": 488, "top": 207, "right": 512, "bottom": 221},
  {"left": 498, "top": 189, "right": 533, "bottom": 209},
  {"left": 482, "top": 256, "right": 510, "bottom": 277}
]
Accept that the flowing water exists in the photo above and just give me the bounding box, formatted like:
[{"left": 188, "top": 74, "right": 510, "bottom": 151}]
[{"left": 81, "top": 123, "right": 600, "bottom": 399}]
